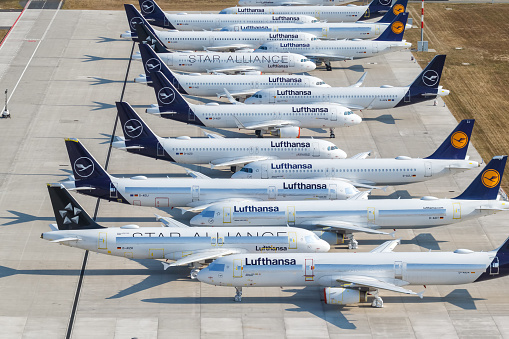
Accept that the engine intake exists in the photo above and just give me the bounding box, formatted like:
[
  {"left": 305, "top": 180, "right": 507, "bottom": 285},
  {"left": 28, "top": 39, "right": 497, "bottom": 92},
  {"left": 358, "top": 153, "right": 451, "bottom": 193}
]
[
  {"left": 323, "top": 287, "right": 367, "bottom": 305},
  {"left": 271, "top": 126, "right": 301, "bottom": 138}
]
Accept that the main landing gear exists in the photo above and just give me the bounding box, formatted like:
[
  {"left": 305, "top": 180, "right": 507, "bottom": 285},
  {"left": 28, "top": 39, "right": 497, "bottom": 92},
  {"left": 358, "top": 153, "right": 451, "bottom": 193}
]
[
  {"left": 370, "top": 290, "right": 384, "bottom": 308},
  {"left": 234, "top": 287, "right": 243, "bottom": 302},
  {"left": 347, "top": 234, "right": 358, "bottom": 249},
  {"left": 325, "top": 61, "right": 332, "bottom": 72},
  {"left": 255, "top": 130, "right": 263, "bottom": 138},
  {"left": 190, "top": 263, "right": 201, "bottom": 280},
  {"left": 329, "top": 127, "right": 335, "bottom": 138}
]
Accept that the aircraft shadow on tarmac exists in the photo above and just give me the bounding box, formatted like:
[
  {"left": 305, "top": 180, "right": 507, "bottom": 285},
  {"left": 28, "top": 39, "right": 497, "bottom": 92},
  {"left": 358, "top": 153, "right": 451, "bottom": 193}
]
[
  {"left": 96, "top": 36, "right": 127, "bottom": 44},
  {"left": 362, "top": 114, "right": 400, "bottom": 125},
  {"left": 90, "top": 102, "right": 148, "bottom": 111},
  {"left": 82, "top": 55, "right": 131, "bottom": 63},
  {"left": 356, "top": 233, "right": 445, "bottom": 251},
  {"left": 369, "top": 190, "right": 415, "bottom": 200}
]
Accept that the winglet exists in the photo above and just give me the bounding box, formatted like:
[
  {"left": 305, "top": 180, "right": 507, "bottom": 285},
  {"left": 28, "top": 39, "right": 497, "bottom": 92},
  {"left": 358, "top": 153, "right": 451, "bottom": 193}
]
[
  {"left": 223, "top": 88, "right": 244, "bottom": 105},
  {"left": 417, "top": 289, "right": 425, "bottom": 299},
  {"left": 350, "top": 72, "right": 367, "bottom": 88}
]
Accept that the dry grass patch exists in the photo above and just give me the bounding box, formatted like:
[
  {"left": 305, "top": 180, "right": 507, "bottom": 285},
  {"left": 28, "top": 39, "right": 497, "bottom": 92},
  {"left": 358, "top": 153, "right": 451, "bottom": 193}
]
[
  {"left": 0, "top": 0, "right": 23, "bottom": 9},
  {"left": 62, "top": 0, "right": 238, "bottom": 11},
  {"left": 0, "top": 29, "right": 8, "bottom": 43},
  {"left": 405, "top": 3, "right": 509, "bottom": 191}
]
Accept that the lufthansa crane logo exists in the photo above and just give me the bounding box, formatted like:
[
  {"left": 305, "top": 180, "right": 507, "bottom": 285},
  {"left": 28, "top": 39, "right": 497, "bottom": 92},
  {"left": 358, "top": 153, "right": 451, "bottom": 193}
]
[
  {"left": 482, "top": 169, "right": 500, "bottom": 188},
  {"left": 451, "top": 131, "right": 468, "bottom": 149},
  {"left": 123, "top": 119, "right": 143, "bottom": 138},
  {"left": 130, "top": 17, "right": 143, "bottom": 31},
  {"left": 379, "top": 0, "right": 391, "bottom": 6},
  {"left": 422, "top": 70, "right": 439, "bottom": 87},
  {"left": 158, "top": 87, "right": 176, "bottom": 104},
  {"left": 141, "top": 0, "right": 154, "bottom": 14},
  {"left": 73, "top": 157, "right": 94, "bottom": 178},
  {"left": 145, "top": 58, "right": 161, "bottom": 73},
  {"left": 391, "top": 21, "right": 404, "bottom": 34},
  {"left": 393, "top": 4, "right": 405, "bottom": 15}
]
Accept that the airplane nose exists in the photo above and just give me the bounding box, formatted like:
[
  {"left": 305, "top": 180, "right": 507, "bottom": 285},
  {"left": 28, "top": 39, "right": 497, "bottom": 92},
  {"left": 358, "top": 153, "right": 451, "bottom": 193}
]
[
  {"left": 337, "top": 149, "right": 347, "bottom": 159},
  {"left": 307, "top": 62, "right": 316, "bottom": 71},
  {"left": 318, "top": 240, "right": 330, "bottom": 252},
  {"left": 190, "top": 215, "right": 205, "bottom": 226},
  {"left": 196, "top": 267, "right": 209, "bottom": 282}
]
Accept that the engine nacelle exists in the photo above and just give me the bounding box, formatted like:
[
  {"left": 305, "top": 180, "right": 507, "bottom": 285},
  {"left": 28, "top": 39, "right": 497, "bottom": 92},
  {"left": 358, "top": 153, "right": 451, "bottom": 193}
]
[
  {"left": 241, "top": 71, "right": 262, "bottom": 75},
  {"left": 314, "top": 231, "right": 345, "bottom": 245},
  {"left": 323, "top": 287, "right": 367, "bottom": 305},
  {"left": 271, "top": 126, "right": 301, "bottom": 138}
]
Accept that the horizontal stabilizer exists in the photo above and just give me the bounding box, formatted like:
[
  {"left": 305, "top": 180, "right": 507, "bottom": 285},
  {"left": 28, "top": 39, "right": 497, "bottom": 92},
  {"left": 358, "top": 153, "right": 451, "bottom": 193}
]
[
  {"left": 210, "top": 155, "right": 276, "bottom": 168},
  {"left": 312, "top": 220, "right": 390, "bottom": 235},
  {"left": 370, "top": 239, "right": 401, "bottom": 253},
  {"left": 185, "top": 169, "right": 211, "bottom": 179},
  {"left": 155, "top": 214, "right": 189, "bottom": 228},
  {"left": 165, "top": 248, "right": 242, "bottom": 267}
]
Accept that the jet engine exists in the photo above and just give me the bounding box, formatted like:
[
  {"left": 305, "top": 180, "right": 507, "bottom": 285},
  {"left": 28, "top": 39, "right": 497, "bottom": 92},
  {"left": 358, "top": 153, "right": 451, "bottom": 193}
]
[
  {"left": 271, "top": 126, "right": 301, "bottom": 138},
  {"left": 315, "top": 231, "right": 345, "bottom": 245},
  {"left": 323, "top": 287, "right": 367, "bottom": 305}
]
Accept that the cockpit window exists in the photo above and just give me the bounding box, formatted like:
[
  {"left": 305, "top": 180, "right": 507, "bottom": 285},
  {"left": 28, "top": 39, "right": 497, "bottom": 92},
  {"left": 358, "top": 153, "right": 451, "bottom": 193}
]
[
  {"left": 259, "top": 46, "right": 267, "bottom": 50},
  {"left": 344, "top": 110, "right": 354, "bottom": 115},
  {"left": 202, "top": 210, "right": 215, "bottom": 218},
  {"left": 305, "top": 234, "right": 321, "bottom": 243},
  {"left": 208, "top": 263, "right": 225, "bottom": 272},
  {"left": 316, "top": 81, "right": 326, "bottom": 85},
  {"left": 240, "top": 167, "right": 253, "bottom": 173},
  {"left": 327, "top": 146, "right": 339, "bottom": 151}
]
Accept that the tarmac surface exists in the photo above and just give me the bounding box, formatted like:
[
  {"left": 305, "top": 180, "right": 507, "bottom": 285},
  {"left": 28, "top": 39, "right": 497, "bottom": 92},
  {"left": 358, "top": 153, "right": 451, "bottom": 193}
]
[{"left": 0, "top": 5, "right": 508, "bottom": 339}]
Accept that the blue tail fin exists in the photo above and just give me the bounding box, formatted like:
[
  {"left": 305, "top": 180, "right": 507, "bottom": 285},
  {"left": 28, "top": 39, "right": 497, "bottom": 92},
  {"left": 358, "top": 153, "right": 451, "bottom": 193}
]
[
  {"left": 138, "top": 0, "right": 174, "bottom": 29},
  {"left": 134, "top": 21, "right": 168, "bottom": 53},
  {"left": 374, "top": 12, "right": 408, "bottom": 42},
  {"left": 124, "top": 4, "right": 157, "bottom": 41},
  {"left": 115, "top": 101, "right": 175, "bottom": 162},
  {"left": 396, "top": 55, "right": 447, "bottom": 107},
  {"left": 454, "top": 155, "right": 507, "bottom": 200},
  {"left": 150, "top": 71, "right": 204, "bottom": 126},
  {"left": 65, "top": 139, "right": 128, "bottom": 204},
  {"left": 138, "top": 43, "right": 186, "bottom": 92},
  {"left": 364, "top": 0, "right": 394, "bottom": 19},
  {"left": 425, "top": 119, "right": 475, "bottom": 160},
  {"left": 377, "top": 0, "right": 408, "bottom": 24},
  {"left": 47, "top": 184, "right": 104, "bottom": 230}
]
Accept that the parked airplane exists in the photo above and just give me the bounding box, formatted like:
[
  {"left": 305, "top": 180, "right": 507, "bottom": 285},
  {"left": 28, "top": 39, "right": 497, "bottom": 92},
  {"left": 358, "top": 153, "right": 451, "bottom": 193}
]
[
  {"left": 60, "top": 138, "right": 363, "bottom": 211},
  {"left": 232, "top": 119, "right": 479, "bottom": 183},
  {"left": 197, "top": 237, "right": 509, "bottom": 307},
  {"left": 134, "top": 43, "right": 329, "bottom": 100},
  {"left": 41, "top": 185, "right": 330, "bottom": 278},
  {"left": 124, "top": 4, "right": 317, "bottom": 52},
  {"left": 112, "top": 102, "right": 347, "bottom": 171},
  {"left": 220, "top": 0, "right": 393, "bottom": 22},
  {"left": 132, "top": 1, "right": 318, "bottom": 32},
  {"left": 245, "top": 55, "right": 450, "bottom": 107},
  {"left": 238, "top": 0, "right": 347, "bottom": 6},
  {"left": 255, "top": 12, "right": 411, "bottom": 71},
  {"left": 192, "top": 155, "right": 505, "bottom": 249},
  {"left": 223, "top": 0, "right": 409, "bottom": 41},
  {"left": 147, "top": 70, "right": 361, "bottom": 138}
]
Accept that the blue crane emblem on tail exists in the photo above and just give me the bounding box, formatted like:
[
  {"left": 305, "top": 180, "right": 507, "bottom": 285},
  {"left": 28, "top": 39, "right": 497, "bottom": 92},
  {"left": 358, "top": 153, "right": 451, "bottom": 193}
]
[
  {"left": 158, "top": 87, "right": 176, "bottom": 104},
  {"left": 422, "top": 70, "right": 439, "bottom": 87},
  {"left": 145, "top": 57, "right": 161, "bottom": 73},
  {"left": 123, "top": 119, "right": 144, "bottom": 138},
  {"left": 141, "top": 0, "right": 155, "bottom": 14},
  {"left": 73, "top": 157, "right": 95, "bottom": 178},
  {"left": 130, "top": 17, "right": 143, "bottom": 31},
  {"left": 379, "top": 0, "right": 391, "bottom": 5}
]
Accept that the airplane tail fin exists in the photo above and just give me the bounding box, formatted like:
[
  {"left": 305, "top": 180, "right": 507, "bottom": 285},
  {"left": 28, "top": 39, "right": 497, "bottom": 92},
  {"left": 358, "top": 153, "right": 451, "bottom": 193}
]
[
  {"left": 115, "top": 101, "right": 175, "bottom": 162},
  {"left": 134, "top": 21, "right": 168, "bottom": 53},
  {"left": 425, "top": 119, "right": 475, "bottom": 160},
  {"left": 47, "top": 184, "right": 104, "bottom": 230},
  {"left": 374, "top": 12, "right": 408, "bottom": 42},
  {"left": 138, "top": 43, "right": 186, "bottom": 92},
  {"left": 364, "top": 0, "right": 394, "bottom": 19},
  {"left": 124, "top": 4, "right": 157, "bottom": 41},
  {"left": 137, "top": 0, "right": 173, "bottom": 29},
  {"left": 454, "top": 155, "right": 507, "bottom": 200},
  {"left": 376, "top": 0, "right": 408, "bottom": 24}
]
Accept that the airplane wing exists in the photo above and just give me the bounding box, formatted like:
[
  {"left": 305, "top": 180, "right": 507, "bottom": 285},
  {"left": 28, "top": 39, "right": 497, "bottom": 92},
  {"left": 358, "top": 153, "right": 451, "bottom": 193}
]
[
  {"left": 217, "top": 89, "right": 258, "bottom": 99},
  {"left": 205, "top": 45, "right": 254, "bottom": 52},
  {"left": 206, "top": 66, "right": 260, "bottom": 74},
  {"left": 203, "top": 131, "right": 225, "bottom": 139},
  {"left": 370, "top": 239, "right": 401, "bottom": 253},
  {"left": 185, "top": 169, "right": 211, "bottom": 179},
  {"left": 68, "top": 186, "right": 96, "bottom": 191},
  {"left": 155, "top": 215, "right": 189, "bottom": 228},
  {"left": 350, "top": 72, "right": 367, "bottom": 88},
  {"left": 210, "top": 155, "right": 276, "bottom": 168},
  {"left": 163, "top": 248, "right": 243, "bottom": 268},
  {"left": 186, "top": 198, "right": 263, "bottom": 212},
  {"left": 311, "top": 220, "right": 392, "bottom": 235},
  {"left": 306, "top": 53, "right": 353, "bottom": 62},
  {"left": 349, "top": 151, "right": 371, "bottom": 159},
  {"left": 346, "top": 191, "right": 370, "bottom": 200},
  {"left": 232, "top": 117, "right": 301, "bottom": 130},
  {"left": 334, "top": 275, "right": 423, "bottom": 297}
]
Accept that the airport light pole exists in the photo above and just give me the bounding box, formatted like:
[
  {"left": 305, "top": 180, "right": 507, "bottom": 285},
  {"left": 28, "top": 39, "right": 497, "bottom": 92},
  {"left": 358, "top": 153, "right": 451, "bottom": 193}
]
[{"left": 417, "top": 0, "right": 428, "bottom": 52}]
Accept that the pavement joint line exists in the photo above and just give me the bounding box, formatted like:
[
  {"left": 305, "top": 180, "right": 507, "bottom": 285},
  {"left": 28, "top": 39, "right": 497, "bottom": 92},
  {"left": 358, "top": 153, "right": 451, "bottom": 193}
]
[
  {"left": 1, "top": 0, "right": 62, "bottom": 112},
  {"left": 0, "top": 0, "right": 31, "bottom": 50}
]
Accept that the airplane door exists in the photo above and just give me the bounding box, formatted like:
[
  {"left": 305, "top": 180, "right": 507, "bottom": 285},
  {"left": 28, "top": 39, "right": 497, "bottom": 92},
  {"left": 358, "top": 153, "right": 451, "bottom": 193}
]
[
  {"left": 192, "top": 185, "right": 200, "bottom": 202},
  {"left": 314, "top": 10, "right": 321, "bottom": 20},
  {"left": 424, "top": 162, "right": 432, "bottom": 177},
  {"left": 208, "top": 35, "right": 214, "bottom": 46},
  {"left": 322, "top": 27, "right": 328, "bottom": 38},
  {"left": 490, "top": 257, "right": 500, "bottom": 275},
  {"left": 329, "top": 184, "right": 337, "bottom": 199},
  {"left": 249, "top": 146, "right": 254, "bottom": 154},
  {"left": 269, "top": 89, "right": 276, "bottom": 103},
  {"left": 305, "top": 259, "right": 314, "bottom": 281},
  {"left": 367, "top": 207, "right": 375, "bottom": 224},
  {"left": 288, "top": 232, "right": 297, "bottom": 249},
  {"left": 364, "top": 8, "right": 371, "bottom": 19},
  {"left": 287, "top": 206, "right": 296, "bottom": 225},
  {"left": 262, "top": 164, "right": 268, "bottom": 179},
  {"left": 157, "top": 142, "right": 165, "bottom": 157},
  {"left": 233, "top": 259, "right": 243, "bottom": 278},
  {"left": 330, "top": 107, "right": 337, "bottom": 121},
  {"left": 255, "top": 146, "right": 259, "bottom": 154},
  {"left": 404, "top": 89, "right": 411, "bottom": 103},
  {"left": 98, "top": 232, "right": 107, "bottom": 250},
  {"left": 289, "top": 56, "right": 295, "bottom": 67},
  {"left": 223, "top": 206, "right": 231, "bottom": 223},
  {"left": 268, "top": 186, "right": 276, "bottom": 200},
  {"left": 155, "top": 197, "right": 169, "bottom": 207},
  {"left": 394, "top": 261, "right": 403, "bottom": 279},
  {"left": 109, "top": 182, "right": 118, "bottom": 199},
  {"left": 453, "top": 202, "right": 461, "bottom": 219},
  {"left": 375, "top": 24, "right": 380, "bottom": 35},
  {"left": 312, "top": 142, "right": 320, "bottom": 157},
  {"left": 234, "top": 25, "right": 240, "bottom": 31},
  {"left": 149, "top": 249, "right": 164, "bottom": 259},
  {"left": 322, "top": 94, "right": 330, "bottom": 102},
  {"left": 188, "top": 108, "right": 195, "bottom": 122},
  {"left": 372, "top": 42, "right": 378, "bottom": 54},
  {"left": 163, "top": 16, "right": 171, "bottom": 29}
]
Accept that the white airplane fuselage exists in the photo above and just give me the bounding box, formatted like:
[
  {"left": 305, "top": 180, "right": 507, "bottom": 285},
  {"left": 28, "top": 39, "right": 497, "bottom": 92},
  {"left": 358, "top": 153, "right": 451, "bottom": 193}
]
[
  {"left": 190, "top": 198, "right": 509, "bottom": 229},
  {"left": 238, "top": 0, "right": 346, "bottom": 6},
  {"left": 153, "top": 30, "right": 317, "bottom": 51},
  {"left": 220, "top": 5, "right": 369, "bottom": 23},
  {"left": 256, "top": 40, "right": 412, "bottom": 61},
  {"left": 198, "top": 251, "right": 494, "bottom": 287},
  {"left": 154, "top": 51, "right": 316, "bottom": 73},
  {"left": 161, "top": 13, "right": 319, "bottom": 30},
  {"left": 41, "top": 226, "right": 329, "bottom": 260},
  {"left": 231, "top": 158, "right": 480, "bottom": 185}
]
